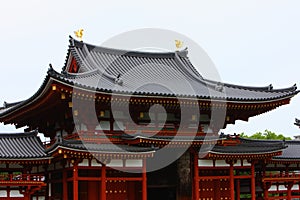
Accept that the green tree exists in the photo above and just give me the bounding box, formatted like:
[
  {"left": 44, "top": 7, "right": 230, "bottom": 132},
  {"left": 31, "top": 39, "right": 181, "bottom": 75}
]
[{"left": 240, "top": 130, "right": 291, "bottom": 140}]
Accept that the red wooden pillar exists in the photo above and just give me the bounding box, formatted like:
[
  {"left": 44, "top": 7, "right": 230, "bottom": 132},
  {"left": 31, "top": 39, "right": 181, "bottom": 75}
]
[
  {"left": 101, "top": 164, "right": 106, "bottom": 200},
  {"left": 24, "top": 194, "right": 30, "bottom": 200},
  {"left": 236, "top": 179, "right": 240, "bottom": 200},
  {"left": 194, "top": 153, "right": 199, "bottom": 200},
  {"left": 264, "top": 184, "right": 269, "bottom": 200},
  {"left": 251, "top": 162, "right": 256, "bottom": 200},
  {"left": 73, "top": 162, "right": 78, "bottom": 200},
  {"left": 7, "top": 187, "right": 10, "bottom": 198},
  {"left": 63, "top": 168, "right": 68, "bottom": 200},
  {"left": 142, "top": 159, "right": 147, "bottom": 200},
  {"left": 229, "top": 163, "right": 234, "bottom": 200},
  {"left": 287, "top": 182, "right": 293, "bottom": 200}
]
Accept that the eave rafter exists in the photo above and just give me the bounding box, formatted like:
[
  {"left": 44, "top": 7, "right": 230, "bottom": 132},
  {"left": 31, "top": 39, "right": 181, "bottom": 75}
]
[
  {"left": 49, "top": 147, "right": 154, "bottom": 161},
  {"left": 206, "top": 151, "right": 282, "bottom": 160}
]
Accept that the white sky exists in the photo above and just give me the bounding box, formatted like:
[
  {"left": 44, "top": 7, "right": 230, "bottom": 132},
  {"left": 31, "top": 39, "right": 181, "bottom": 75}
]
[{"left": 0, "top": 0, "right": 299, "bottom": 137}]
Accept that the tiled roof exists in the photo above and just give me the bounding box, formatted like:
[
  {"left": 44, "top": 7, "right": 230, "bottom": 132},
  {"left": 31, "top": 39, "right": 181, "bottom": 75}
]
[
  {"left": 0, "top": 37, "right": 298, "bottom": 119},
  {"left": 51, "top": 37, "right": 298, "bottom": 101},
  {"left": 209, "top": 138, "right": 286, "bottom": 155},
  {"left": 0, "top": 130, "right": 48, "bottom": 159},
  {"left": 47, "top": 139, "right": 156, "bottom": 154},
  {"left": 273, "top": 140, "right": 300, "bottom": 160}
]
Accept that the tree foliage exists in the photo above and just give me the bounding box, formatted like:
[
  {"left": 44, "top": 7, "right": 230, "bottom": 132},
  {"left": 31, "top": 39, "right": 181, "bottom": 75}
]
[{"left": 239, "top": 130, "right": 291, "bottom": 140}]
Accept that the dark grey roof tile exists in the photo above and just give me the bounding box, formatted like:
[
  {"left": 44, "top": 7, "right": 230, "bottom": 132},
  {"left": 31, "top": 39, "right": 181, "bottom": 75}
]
[
  {"left": 56, "top": 37, "right": 298, "bottom": 101},
  {"left": 0, "top": 131, "right": 48, "bottom": 159},
  {"left": 210, "top": 138, "right": 285, "bottom": 154},
  {"left": 273, "top": 140, "right": 300, "bottom": 160}
]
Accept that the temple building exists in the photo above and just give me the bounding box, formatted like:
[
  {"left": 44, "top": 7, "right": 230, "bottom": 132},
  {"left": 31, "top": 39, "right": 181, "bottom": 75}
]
[{"left": 0, "top": 37, "right": 299, "bottom": 200}]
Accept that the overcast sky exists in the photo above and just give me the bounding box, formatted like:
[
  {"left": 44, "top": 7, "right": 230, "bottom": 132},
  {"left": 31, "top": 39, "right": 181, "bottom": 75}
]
[{"left": 0, "top": 0, "right": 299, "bottom": 137}]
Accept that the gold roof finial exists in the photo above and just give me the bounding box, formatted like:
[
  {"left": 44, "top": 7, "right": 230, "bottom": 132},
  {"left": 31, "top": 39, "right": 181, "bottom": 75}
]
[
  {"left": 175, "top": 39, "right": 183, "bottom": 49},
  {"left": 74, "top": 29, "right": 84, "bottom": 41}
]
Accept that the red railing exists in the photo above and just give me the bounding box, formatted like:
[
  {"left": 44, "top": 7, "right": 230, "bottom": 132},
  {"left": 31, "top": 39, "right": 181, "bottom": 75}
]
[{"left": 264, "top": 171, "right": 300, "bottom": 178}]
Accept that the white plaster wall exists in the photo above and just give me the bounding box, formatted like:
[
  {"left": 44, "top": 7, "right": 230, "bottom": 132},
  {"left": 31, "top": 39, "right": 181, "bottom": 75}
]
[
  {"left": 125, "top": 159, "right": 142, "bottom": 167},
  {"left": 91, "top": 159, "right": 102, "bottom": 167},
  {"left": 234, "top": 160, "right": 242, "bottom": 166},
  {"left": 243, "top": 160, "right": 251, "bottom": 166},
  {"left": 0, "top": 190, "right": 6, "bottom": 197},
  {"left": 198, "top": 159, "right": 213, "bottom": 167},
  {"left": 107, "top": 159, "right": 123, "bottom": 167},
  {"left": 79, "top": 159, "right": 89, "bottom": 166},
  {"left": 215, "top": 160, "right": 228, "bottom": 167},
  {"left": 10, "top": 190, "right": 23, "bottom": 197}
]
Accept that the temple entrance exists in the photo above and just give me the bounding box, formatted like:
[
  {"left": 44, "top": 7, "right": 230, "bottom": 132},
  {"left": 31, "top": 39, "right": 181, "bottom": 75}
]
[
  {"left": 148, "top": 186, "right": 176, "bottom": 200},
  {"left": 147, "top": 160, "right": 177, "bottom": 200}
]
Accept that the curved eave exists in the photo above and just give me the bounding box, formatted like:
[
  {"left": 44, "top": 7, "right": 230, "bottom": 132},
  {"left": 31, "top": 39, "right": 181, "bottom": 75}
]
[
  {"left": 48, "top": 145, "right": 155, "bottom": 159},
  {"left": 0, "top": 157, "right": 51, "bottom": 164},
  {"left": 206, "top": 149, "right": 283, "bottom": 159},
  {"left": 270, "top": 158, "right": 300, "bottom": 164},
  {"left": 49, "top": 69, "right": 299, "bottom": 103},
  {"left": 123, "top": 136, "right": 223, "bottom": 146},
  {"left": 0, "top": 72, "right": 53, "bottom": 120},
  {"left": 0, "top": 67, "right": 298, "bottom": 123}
]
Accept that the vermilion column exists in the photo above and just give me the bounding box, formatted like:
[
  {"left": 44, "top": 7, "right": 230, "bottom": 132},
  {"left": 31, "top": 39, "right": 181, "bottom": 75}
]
[
  {"left": 236, "top": 179, "right": 240, "bottom": 200},
  {"left": 229, "top": 163, "right": 234, "bottom": 200},
  {"left": 63, "top": 168, "right": 68, "bottom": 200},
  {"left": 142, "top": 159, "right": 147, "bottom": 200},
  {"left": 101, "top": 164, "right": 107, "bottom": 200},
  {"left": 251, "top": 162, "right": 256, "bottom": 200},
  {"left": 194, "top": 153, "right": 199, "bottom": 200},
  {"left": 24, "top": 193, "right": 30, "bottom": 200},
  {"left": 287, "top": 182, "right": 293, "bottom": 200},
  {"left": 73, "top": 162, "right": 78, "bottom": 200},
  {"left": 264, "top": 185, "right": 269, "bottom": 200}
]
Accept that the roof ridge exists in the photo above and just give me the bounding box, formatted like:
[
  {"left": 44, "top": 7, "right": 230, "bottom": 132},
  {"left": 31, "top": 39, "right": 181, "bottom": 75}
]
[
  {"left": 173, "top": 51, "right": 220, "bottom": 91},
  {"left": 65, "top": 68, "right": 100, "bottom": 78},
  {"left": 0, "top": 130, "right": 38, "bottom": 138},
  {"left": 69, "top": 36, "right": 180, "bottom": 58},
  {"left": 204, "top": 79, "right": 298, "bottom": 93},
  {"left": 285, "top": 140, "right": 300, "bottom": 144},
  {"left": 239, "top": 137, "right": 285, "bottom": 144}
]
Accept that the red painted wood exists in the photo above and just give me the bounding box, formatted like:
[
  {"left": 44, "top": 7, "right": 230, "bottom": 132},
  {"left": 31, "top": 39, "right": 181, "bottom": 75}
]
[
  {"left": 68, "top": 58, "right": 79, "bottom": 73},
  {"left": 88, "top": 181, "right": 99, "bottom": 200},
  {"left": 287, "top": 183, "right": 293, "bottom": 200},
  {"left": 264, "top": 188, "right": 269, "bottom": 200},
  {"left": 101, "top": 164, "right": 106, "bottom": 200},
  {"left": 63, "top": 169, "right": 68, "bottom": 200},
  {"left": 236, "top": 179, "right": 240, "bottom": 200},
  {"left": 251, "top": 162, "right": 256, "bottom": 200},
  {"left": 229, "top": 164, "right": 234, "bottom": 200},
  {"left": 142, "top": 159, "right": 147, "bottom": 200},
  {"left": 73, "top": 163, "right": 78, "bottom": 200}
]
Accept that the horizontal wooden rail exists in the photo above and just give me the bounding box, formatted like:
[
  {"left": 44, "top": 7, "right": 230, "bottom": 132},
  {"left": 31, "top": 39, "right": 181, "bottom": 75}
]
[{"left": 0, "top": 174, "right": 45, "bottom": 186}]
